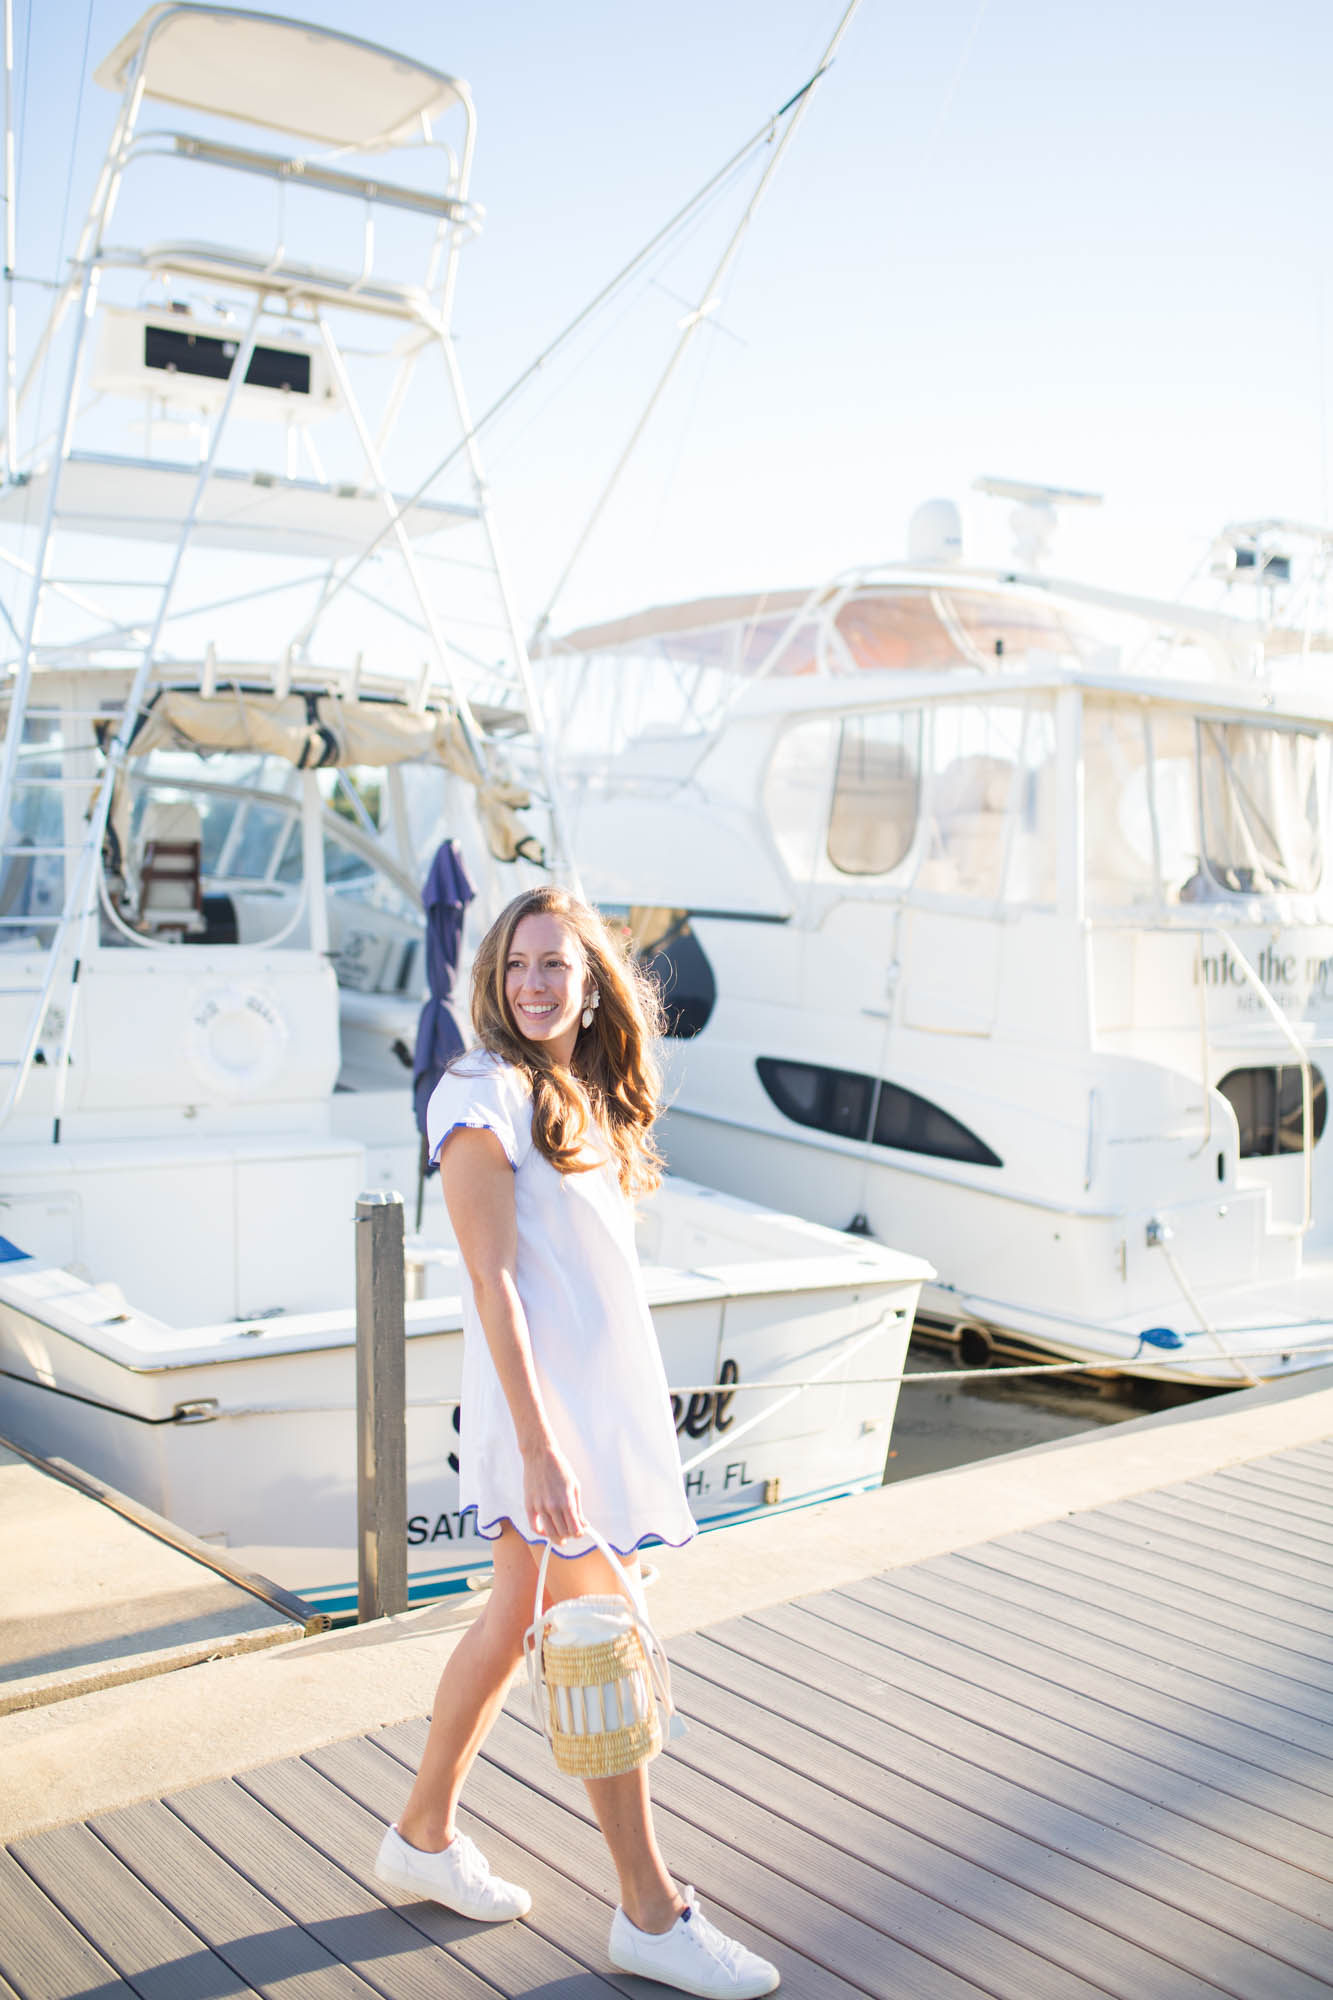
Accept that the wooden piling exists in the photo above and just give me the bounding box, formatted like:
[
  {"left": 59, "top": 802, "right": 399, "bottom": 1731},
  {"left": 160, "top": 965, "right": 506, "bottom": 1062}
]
[{"left": 355, "top": 1190, "right": 407, "bottom": 1622}]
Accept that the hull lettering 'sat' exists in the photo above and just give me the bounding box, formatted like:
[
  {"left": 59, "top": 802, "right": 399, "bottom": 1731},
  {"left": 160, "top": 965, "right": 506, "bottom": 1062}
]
[{"left": 407, "top": 1510, "right": 478, "bottom": 1545}]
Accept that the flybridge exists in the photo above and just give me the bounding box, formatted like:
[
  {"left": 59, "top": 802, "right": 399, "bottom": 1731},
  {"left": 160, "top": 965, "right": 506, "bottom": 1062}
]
[{"left": 0, "top": 2, "right": 576, "bottom": 1144}]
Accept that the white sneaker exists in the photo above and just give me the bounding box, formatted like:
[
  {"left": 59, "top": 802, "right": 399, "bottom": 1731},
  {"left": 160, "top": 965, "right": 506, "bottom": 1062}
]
[
  {"left": 609, "top": 1887, "right": 780, "bottom": 1996},
  {"left": 373, "top": 1822, "right": 531, "bottom": 1921}
]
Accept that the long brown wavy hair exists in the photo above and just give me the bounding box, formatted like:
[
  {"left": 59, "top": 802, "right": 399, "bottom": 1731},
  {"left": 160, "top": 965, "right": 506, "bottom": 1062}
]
[{"left": 466, "top": 886, "right": 665, "bottom": 1196}]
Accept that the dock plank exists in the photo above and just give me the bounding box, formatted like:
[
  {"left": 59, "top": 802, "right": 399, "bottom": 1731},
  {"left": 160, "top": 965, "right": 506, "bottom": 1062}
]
[
  {"left": 6, "top": 1422, "right": 1333, "bottom": 2000},
  {"left": 928, "top": 1547, "right": 1333, "bottom": 1718},
  {"left": 480, "top": 1706, "right": 1098, "bottom": 2000},
  {"left": 749, "top": 1597, "right": 1333, "bottom": 1836},
  {"left": 1137, "top": 1479, "right": 1333, "bottom": 1561},
  {"left": 626, "top": 1670, "right": 1250, "bottom": 2000},
  {"left": 452, "top": 1724, "right": 990, "bottom": 2000},
  {"left": 1053, "top": 1509, "right": 1333, "bottom": 1631},
  {"left": 0, "top": 1847, "right": 138, "bottom": 2000},
  {"left": 90, "top": 1799, "right": 381, "bottom": 1999},
  {"left": 330, "top": 1720, "right": 872, "bottom": 2000},
  {"left": 1103, "top": 1494, "right": 1333, "bottom": 1597},
  {"left": 671, "top": 1633, "right": 1333, "bottom": 1914},
  {"left": 166, "top": 1778, "right": 499, "bottom": 2000},
  {"left": 989, "top": 1520, "right": 1333, "bottom": 1679},
  {"left": 957, "top": 1534, "right": 1333, "bottom": 1697},
  {"left": 10, "top": 1819, "right": 250, "bottom": 1999},
  {"left": 1273, "top": 1442, "right": 1333, "bottom": 1474},
  {"left": 1213, "top": 1464, "right": 1333, "bottom": 1523},
  {"left": 836, "top": 1571, "right": 1333, "bottom": 1781},
  {"left": 241, "top": 1744, "right": 626, "bottom": 1997}
]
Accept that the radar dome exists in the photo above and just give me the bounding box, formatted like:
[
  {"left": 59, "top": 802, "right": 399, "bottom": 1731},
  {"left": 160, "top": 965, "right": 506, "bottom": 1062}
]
[{"left": 907, "top": 498, "right": 963, "bottom": 564}]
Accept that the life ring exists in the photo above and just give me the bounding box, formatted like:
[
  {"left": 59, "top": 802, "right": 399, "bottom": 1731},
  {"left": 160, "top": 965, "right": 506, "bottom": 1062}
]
[{"left": 187, "top": 984, "right": 288, "bottom": 1098}]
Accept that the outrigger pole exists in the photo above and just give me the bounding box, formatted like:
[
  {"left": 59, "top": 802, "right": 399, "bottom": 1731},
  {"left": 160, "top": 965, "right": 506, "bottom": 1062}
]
[
  {"left": 283, "top": 19, "right": 865, "bottom": 650},
  {"left": 1, "top": 0, "right": 15, "bottom": 482},
  {"left": 528, "top": 0, "right": 867, "bottom": 650}
]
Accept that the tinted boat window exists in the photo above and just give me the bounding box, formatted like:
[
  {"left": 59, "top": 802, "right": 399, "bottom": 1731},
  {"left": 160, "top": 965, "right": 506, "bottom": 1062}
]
[
  {"left": 1219, "top": 1065, "right": 1326, "bottom": 1156},
  {"left": 873, "top": 1080, "right": 1002, "bottom": 1167},
  {"left": 756, "top": 1056, "right": 1002, "bottom": 1165},
  {"left": 756, "top": 1058, "right": 876, "bottom": 1139}
]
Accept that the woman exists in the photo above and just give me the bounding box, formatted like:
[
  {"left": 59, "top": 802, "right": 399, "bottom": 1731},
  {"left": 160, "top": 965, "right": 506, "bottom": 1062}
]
[{"left": 374, "top": 885, "right": 780, "bottom": 1997}]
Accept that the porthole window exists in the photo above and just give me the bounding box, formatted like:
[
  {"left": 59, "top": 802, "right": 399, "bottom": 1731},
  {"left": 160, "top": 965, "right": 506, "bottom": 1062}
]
[
  {"left": 755, "top": 1057, "right": 1001, "bottom": 1166},
  {"left": 872, "top": 1080, "right": 1002, "bottom": 1167},
  {"left": 826, "top": 710, "right": 921, "bottom": 877},
  {"left": 1218, "top": 1065, "right": 1327, "bottom": 1157}
]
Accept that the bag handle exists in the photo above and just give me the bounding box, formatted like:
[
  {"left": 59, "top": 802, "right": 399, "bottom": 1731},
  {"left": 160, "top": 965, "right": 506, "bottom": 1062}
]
[
  {"left": 530, "top": 1525, "right": 651, "bottom": 1633},
  {"left": 523, "top": 1526, "right": 684, "bottom": 1745}
]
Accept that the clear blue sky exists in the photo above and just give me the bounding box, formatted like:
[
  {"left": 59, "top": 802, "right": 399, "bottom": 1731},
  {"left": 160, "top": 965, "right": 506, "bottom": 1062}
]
[{"left": 13, "top": 0, "right": 1333, "bottom": 630}]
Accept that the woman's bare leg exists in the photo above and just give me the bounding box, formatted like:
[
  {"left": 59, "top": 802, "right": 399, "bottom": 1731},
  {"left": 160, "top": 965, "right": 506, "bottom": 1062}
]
[
  {"left": 397, "top": 1524, "right": 534, "bottom": 1851},
  {"left": 536, "top": 1543, "right": 684, "bottom": 1933}
]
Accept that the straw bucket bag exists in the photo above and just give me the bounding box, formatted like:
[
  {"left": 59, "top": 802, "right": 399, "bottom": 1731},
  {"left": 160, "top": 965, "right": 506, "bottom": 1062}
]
[{"left": 523, "top": 1528, "right": 683, "bottom": 1780}]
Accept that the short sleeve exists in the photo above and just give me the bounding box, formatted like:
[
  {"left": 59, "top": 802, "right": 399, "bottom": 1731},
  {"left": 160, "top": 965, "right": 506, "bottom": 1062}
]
[{"left": 426, "top": 1057, "right": 533, "bottom": 1171}]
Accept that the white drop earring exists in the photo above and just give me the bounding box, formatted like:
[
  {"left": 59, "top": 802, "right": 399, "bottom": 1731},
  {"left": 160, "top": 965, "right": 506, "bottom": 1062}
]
[{"left": 581, "top": 987, "right": 600, "bottom": 1031}]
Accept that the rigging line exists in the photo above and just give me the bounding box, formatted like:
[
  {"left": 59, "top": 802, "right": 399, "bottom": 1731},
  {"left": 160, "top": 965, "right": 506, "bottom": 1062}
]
[
  {"left": 13, "top": 0, "right": 29, "bottom": 196},
  {"left": 935, "top": 0, "right": 992, "bottom": 128},
  {"left": 288, "top": 65, "right": 835, "bottom": 652},
  {"left": 48, "top": 0, "right": 95, "bottom": 296},
  {"left": 24, "top": 1335, "right": 1333, "bottom": 1426},
  {"left": 1312, "top": 278, "right": 1320, "bottom": 540},
  {"left": 29, "top": 0, "right": 94, "bottom": 463},
  {"left": 633, "top": 259, "right": 741, "bottom": 606},
  {"left": 481, "top": 150, "right": 763, "bottom": 469},
  {"left": 529, "top": 0, "right": 867, "bottom": 649},
  {"left": 901, "top": 0, "right": 993, "bottom": 205}
]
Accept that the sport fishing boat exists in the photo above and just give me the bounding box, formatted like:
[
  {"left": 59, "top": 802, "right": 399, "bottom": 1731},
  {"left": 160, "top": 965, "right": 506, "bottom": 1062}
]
[
  {"left": 0, "top": 6, "right": 928, "bottom": 1613},
  {"left": 545, "top": 482, "right": 1333, "bottom": 1391}
]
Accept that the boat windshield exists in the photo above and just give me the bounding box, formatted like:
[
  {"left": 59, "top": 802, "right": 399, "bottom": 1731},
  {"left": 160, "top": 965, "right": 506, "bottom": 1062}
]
[
  {"left": 1197, "top": 720, "right": 1322, "bottom": 895},
  {"left": 835, "top": 588, "right": 1103, "bottom": 672},
  {"left": 1085, "top": 700, "right": 1329, "bottom": 907}
]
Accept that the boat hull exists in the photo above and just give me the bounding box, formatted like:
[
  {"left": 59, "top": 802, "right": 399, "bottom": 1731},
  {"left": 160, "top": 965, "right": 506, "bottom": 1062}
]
[
  {"left": 655, "top": 1106, "right": 1333, "bottom": 1391},
  {"left": 0, "top": 1178, "right": 925, "bottom": 1614}
]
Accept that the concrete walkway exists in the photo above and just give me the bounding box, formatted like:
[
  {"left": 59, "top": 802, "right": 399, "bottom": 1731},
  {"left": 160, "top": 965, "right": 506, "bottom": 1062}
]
[
  {"left": 5, "top": 1363, "right": 1332, "bottom": 1843},
  {"left": 0, "top": 1443, "right": 307, "bottom": 1720}
]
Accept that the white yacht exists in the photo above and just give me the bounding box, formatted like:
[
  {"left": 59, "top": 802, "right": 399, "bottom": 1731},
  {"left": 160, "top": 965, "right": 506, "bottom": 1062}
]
[
  {"left": 0, "top": 6, "right": 928, "bottom": 1614},
  {"left": 549, "top": 486, "right": 1333, "bottom": 1391}
]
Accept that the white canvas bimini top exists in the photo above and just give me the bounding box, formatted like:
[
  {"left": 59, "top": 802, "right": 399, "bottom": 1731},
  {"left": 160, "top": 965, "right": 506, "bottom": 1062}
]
[{"left": 95, "top": 5, "right": 466, "bottom": 150}]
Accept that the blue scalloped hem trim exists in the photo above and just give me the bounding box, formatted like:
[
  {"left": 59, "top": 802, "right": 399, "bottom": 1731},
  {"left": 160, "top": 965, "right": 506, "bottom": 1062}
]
[
  {"left": 461, "top": 1505, "right": 698, "bottom": 1559},
  {"left": 428, "top": 1116, "right": 518, "bottom": 1172}
]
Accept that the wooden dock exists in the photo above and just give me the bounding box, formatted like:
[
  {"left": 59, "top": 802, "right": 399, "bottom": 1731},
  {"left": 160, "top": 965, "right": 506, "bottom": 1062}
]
[{"left": 3, "top": 1434, "right": 1332, "bottom": 1998}]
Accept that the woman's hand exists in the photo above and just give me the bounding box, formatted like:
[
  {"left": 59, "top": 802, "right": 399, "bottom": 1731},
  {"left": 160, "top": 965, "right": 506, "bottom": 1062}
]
[{"left": 522, "top": 1435, "right": 587, "bottom": 1545}]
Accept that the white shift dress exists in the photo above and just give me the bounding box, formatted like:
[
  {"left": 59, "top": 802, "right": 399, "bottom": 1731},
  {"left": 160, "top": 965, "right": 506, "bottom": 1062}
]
[{"left": 427, "top": 1051, "right": 697, "bottom": 1560}]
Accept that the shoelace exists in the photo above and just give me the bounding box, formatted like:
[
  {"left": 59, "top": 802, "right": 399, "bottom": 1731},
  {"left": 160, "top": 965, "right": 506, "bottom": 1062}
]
[
  {"left": 680, "top": 1890, "right": 753, "bottom": 1978},
  {"left": 450, "top": 1832, "right": 488, "bottom": 1888}
]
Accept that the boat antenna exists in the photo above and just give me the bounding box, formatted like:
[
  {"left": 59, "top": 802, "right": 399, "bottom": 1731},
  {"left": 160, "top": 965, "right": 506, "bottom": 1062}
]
[
  {"left": 529, "top": 0, "right": 867, "bottom": 651},
  {"left": 289, "top": 72, "right": 830, "bottom": 654}
]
